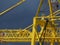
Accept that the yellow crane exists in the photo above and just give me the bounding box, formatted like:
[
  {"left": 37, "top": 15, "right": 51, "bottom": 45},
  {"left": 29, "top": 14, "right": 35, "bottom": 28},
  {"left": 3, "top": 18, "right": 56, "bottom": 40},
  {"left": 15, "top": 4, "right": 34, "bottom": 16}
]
[{"left": 0, "top": 0, "right": 60, "bottom": 45}]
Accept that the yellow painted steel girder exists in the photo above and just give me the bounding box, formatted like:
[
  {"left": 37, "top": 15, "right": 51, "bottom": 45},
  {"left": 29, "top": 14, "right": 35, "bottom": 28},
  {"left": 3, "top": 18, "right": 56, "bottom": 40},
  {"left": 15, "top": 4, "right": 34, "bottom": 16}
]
[{"left": 0, "top": 29, "right": 60, "bottom": 42}]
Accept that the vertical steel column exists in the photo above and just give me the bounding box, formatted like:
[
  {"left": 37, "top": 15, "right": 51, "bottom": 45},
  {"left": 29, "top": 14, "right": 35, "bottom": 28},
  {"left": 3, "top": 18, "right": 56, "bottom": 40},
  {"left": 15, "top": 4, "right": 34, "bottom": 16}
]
[
  {"left": 48, "top": 0, "right": 56, "bottom": 38},
  {"left": 51, "top": 42, "right": 54, "bottom": 45},
  {"left": 31, "top": 17, "right": 37, "bottom": 45},
  {"left": 40, "top": 42, "right": 42, "bottom": 45},
  {"left": 50, "top": 40, "right": 54, "bottom": 45}
]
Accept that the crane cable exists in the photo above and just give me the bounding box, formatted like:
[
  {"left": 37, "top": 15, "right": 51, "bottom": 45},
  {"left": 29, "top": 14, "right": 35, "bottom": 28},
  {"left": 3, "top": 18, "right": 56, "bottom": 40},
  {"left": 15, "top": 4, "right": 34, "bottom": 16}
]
[{"left": 0, "top": 0, "right": 25, "bottom": 16}]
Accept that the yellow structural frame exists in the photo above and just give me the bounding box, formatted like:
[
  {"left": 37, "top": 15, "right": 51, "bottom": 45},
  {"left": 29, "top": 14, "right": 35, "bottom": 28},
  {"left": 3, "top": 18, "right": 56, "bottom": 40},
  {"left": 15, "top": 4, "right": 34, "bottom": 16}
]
[
  {"left": 31, "top": 0, "right": 60, "bottom": 45},
  {"left": 0, "top": 0, "right": 60, "bottom": 45}
]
